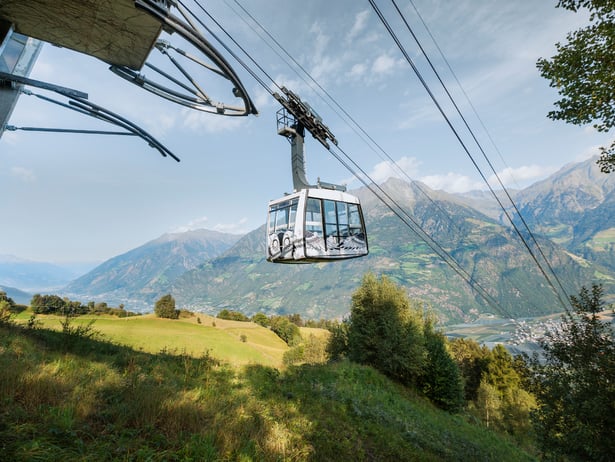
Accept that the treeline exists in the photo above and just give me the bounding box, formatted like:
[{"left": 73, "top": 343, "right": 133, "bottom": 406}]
[
  {"left": 217, "top": 309, "right": 337, "bottom": 330},
  {"left": 0, "top": 291, "right": 27, "bottom": 315},
  {"left": 217, "top": 309, "right": 306, "bottom": 346},
  {"left": 30, "top": 294, "right": 139, "bottom": 318}
]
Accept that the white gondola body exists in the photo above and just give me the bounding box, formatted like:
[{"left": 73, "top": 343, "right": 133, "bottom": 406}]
[{"left": 267, "top": 188, "right": 368, "bottom": 263}]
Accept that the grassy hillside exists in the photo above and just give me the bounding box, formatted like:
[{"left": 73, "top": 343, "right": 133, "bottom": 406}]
[
  {"left": 1, "top": 318, "right": 536, "bottom": 461},
  {"left": 15, "top": 312, "right": 289, "bottom": 368}
]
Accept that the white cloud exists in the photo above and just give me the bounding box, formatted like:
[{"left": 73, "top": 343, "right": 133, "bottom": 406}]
[
  {"left": 253, "top": 86, "right": 275, "bottom": 110},
  {"left": 348, "top": 62, "right": 368, "bottom": 79},
  {"left": 576, "top": 144, "right": 603, "bottom": 162},
  {"left": 181, "top": 109, "right": 246, "bottom": 134},
  {"left": 419, "top": 172, "right": 482, "bottom": 193},
  {"left": 10, "top": 167, "right": 36, "bottom": 182},
  {"left": 309, "top": 22, "right": 330, "bottom": 61},
  {"left": 347, "top": 10, "right": 370, "bottom": 42},
  {"left": 369, "top": 156, "right": 421, "bottom": 183},
  {"left": 171, "top": 216, "right": 209, "bottom": 233},
  {"left": 142, "top": 112, "right": 177, "bottom": 138},
  {"left": 213, "top": 217, "right": 250, "bottom": 234},
  {"left": 487, "top": 164, "right": 558, "bottom": 189},
  {"left": 372, "top": 54, "right": 398, "bottom": 75},
  {"left": 420, "top": 164, "right": 559, "bottom": 193}
]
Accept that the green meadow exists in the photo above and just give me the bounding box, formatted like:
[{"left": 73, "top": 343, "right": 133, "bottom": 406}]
[{"left": 19, "top": 313, "right": 291, "bottom": 368}]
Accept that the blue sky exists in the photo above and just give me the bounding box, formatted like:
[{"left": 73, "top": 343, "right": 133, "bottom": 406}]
[{"left": 0, "top": 0, "right": 609, "bottom": 264}]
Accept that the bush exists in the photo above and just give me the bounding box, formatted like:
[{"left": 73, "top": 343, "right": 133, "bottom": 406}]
[
  {"left": 217, "top": 309, "right": 249, "bottom": 322},
  {"left": 269, "top": 316, "right": 301, "bottom": 346},
  {"left": 251, "top": 312, "right": 270, "bottom": 327},
  {"left": 0, "top": 300, "right": 13, "bottom": 325},
  {"left": 326, "top": 321, "right": 349, "bottom": 361}
]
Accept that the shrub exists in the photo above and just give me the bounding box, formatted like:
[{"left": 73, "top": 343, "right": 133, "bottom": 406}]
[
  {"left": 269, "top": 316, "right": 301, "bottom": 346},
  {"left": 251, "top": 312, "right": 270, "bottom": 327},
  {"left": 217, "top": 309, "right": 249, "bottom": 322}
]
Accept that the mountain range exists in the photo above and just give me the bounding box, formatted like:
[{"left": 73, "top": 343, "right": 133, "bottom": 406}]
[
  {"left": 0, "top": 254, "right": 90, "bottom": 293},
  {"left": 64, "top": 229, "right": 242, "bottom": 311},
  {"left": 51, "top": 156, "right": 614, "bottom": 323}
]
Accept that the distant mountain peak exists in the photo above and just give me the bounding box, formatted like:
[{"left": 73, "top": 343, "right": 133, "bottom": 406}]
[
  {"left": 153, "top": 228, "right": 244, "bottom": 245},
  {"left": 0, "top": 254, "right": 32, "bottom": 264},
  {"left": 64, "top": 228, "right": 244, "bottom": 307}
]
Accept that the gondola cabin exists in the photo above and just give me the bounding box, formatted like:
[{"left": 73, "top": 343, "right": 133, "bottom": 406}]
[{"left": 267, "top": 187, "right": 368, "bottom": 263}]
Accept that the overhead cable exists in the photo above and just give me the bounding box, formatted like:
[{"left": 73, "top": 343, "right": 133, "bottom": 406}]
[
  {"left": 228, "top": 0, "right": 472, "bottom": 242},
  {"left": 369, "top": 0, "right": 571, "bottom": 311},
  {"left": 393, "top": 0, "right": 571, "bottom": 307},
  {"left": 200, "top": 1, "right": 547, "bottom": 318}
]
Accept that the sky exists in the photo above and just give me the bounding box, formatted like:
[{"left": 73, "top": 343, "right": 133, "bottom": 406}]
[{"left": 0, "top": 0, "right": 610, "bottom": 264}]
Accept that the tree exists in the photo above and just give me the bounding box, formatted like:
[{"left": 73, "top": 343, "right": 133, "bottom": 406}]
[
  {"left": 0, "top": 291, "right": 15, "bottom": 308},
  {"left": 347, "top": 273, "right": 426, "bottom": 387},
  {"left": 217, "top": 309, "right": 249, "bottom": 322},
  {"left": 537, "top": 1, "right": 615, "bottom": 172},
  {"left": 0, "top": 291, "right": 16, "bottom": 323},
  {"left": 30, "top": 294, "right": 66, "bottom": 314},
  {"left": 326, "top": 320, "right": 349, "bottom": 361},
  {"left": 251, "top": 312, "right": 270, "bottom": 327},
  {"left": 528, "top": 284, "right": 615, "bottom": 461},
  {"left": 154, "top": 294, "right": 179, "bottom": 319},
  {"left": 269, "top": 316, "right": 301, "bottom": 346},
  {"left": 449, "top": 337, "right": 491, "bottom": 402},
  {"left": 480, "top": 344, "right": 536, "bottom": 438},
  {"left": 419, "top": 326, "right": 464, "bottom": 412}
]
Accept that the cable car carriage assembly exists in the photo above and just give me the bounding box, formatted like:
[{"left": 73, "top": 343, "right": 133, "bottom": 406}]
[{"left": 267, "top": 88, "right": 368, "bottom": 263}]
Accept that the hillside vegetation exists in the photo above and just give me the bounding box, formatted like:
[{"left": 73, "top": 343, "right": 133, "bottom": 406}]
[{"left": 0, "top": 317, "right": 535, "bottom": 461}]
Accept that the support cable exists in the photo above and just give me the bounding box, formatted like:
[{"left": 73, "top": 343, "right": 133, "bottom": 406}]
[
  {"left": 227, "top": 0, "right": 470, "bottom": 237},
  {"left": 176, "top": 0, "right": 281, "bottom": 95},
  {"left": 406, "top": 0, "right": 520, "bottom": 189},
  {"left": 203, "top": 2, "right": 555, "bottom": 318},
  {"left": 392, "top": 0, "right": 571, "bottom": 306},
  {"left": 368, "top": 0, "right": 570, "bottom": 311},
  {"left": 328, "top": 142, "right": 513, "bottom": 317}
]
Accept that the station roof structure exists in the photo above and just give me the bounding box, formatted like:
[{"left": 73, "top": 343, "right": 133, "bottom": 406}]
[{"left": 0, "top": 0, "right": 166, "bottom": 69}]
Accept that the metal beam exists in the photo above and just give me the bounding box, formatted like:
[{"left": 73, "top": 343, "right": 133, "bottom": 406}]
[{"left": 0, "top": 28, "right": 41, "bottom": 139}]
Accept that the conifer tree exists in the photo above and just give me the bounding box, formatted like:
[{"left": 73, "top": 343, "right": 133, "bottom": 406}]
[{"left": 347, "top": 273, "right": 426, "bottom": 386}]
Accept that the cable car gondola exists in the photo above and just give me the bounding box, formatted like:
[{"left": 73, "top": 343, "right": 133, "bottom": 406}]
[
  {"left": 268, "top": 186, "right": 368, "bottom": 263},
  {"left": 267, "top": 92, "right": 368, "bottom": 263}
]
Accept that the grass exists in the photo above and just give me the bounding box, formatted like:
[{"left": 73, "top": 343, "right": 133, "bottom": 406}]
[
  {"left": 16, "top": 313, "right": 288, "bottom": 368},
  {"left": 1, "top": 316, "right": 537, "bottom": 461}
]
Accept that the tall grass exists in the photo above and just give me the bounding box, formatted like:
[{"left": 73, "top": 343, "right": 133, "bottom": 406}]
[{"left": 1, "top": 320, "right": 536, "bottom": 461}]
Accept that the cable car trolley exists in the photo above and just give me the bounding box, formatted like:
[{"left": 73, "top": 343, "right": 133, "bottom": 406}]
[{"left": 267, "top": 89, "right": 368, "bottom": 263}]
